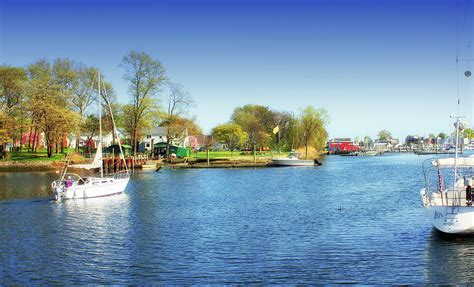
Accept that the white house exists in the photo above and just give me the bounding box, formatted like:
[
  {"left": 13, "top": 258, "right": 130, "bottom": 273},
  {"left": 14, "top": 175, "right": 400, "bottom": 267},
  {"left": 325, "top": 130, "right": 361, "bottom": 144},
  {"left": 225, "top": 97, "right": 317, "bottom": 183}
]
[
  {"left": 68, "top": 129, "right": 127, "bottom": 149},
  {"left": 139, "top": 126, "right": 189, "bottom": 152}
]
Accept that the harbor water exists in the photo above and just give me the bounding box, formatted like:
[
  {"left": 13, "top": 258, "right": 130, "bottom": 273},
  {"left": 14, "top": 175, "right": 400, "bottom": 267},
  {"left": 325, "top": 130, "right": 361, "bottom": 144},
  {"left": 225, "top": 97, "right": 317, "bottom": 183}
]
[{"left": 1, "top": 153, "right": 473, "bottom": 284}]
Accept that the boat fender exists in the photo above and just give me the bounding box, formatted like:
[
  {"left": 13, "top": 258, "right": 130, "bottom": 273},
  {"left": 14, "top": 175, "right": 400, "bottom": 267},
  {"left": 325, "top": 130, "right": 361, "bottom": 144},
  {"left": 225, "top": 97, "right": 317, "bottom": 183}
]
[{"left": 51, "top": 181, "right": 57, "bottom": 189}]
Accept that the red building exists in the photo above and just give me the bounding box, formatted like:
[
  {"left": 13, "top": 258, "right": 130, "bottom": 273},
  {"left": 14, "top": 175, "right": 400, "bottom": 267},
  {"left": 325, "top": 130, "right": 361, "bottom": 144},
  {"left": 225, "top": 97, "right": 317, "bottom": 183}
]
[{"left": 327, "top": 138, "right": 360, "bottom": 154}]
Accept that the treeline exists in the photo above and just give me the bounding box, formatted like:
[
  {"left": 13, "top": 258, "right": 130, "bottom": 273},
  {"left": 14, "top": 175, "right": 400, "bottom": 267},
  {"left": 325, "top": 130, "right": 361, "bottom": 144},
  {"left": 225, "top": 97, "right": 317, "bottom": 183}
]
[
  {"left": 211, "top": 105, "right": 329, "bottom": 160},
  {"left": 0, "top": 51, "right": 196, "bottom": 158},
  {"left": 0, "top": 50, "right": 329, "bottom": 160}
]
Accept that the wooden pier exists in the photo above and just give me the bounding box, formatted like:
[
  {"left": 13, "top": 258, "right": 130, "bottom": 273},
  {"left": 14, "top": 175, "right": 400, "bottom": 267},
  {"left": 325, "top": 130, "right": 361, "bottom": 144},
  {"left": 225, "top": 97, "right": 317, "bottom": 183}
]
[{"left": 102, "top": 157, "right": 147, "bottom": 173}]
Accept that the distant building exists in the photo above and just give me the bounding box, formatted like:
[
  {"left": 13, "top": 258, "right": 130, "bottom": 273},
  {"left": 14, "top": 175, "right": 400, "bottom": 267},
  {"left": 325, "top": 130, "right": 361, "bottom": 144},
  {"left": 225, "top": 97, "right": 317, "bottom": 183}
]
[{"left": 327, "top": 138, "right": 360, "bottom": 154}]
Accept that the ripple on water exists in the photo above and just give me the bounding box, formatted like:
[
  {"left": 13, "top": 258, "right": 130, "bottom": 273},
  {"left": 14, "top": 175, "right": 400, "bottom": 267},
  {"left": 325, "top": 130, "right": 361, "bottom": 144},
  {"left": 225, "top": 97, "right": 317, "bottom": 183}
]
[{"left": 0, "top": 154, "right": 469, "bottom": 284}]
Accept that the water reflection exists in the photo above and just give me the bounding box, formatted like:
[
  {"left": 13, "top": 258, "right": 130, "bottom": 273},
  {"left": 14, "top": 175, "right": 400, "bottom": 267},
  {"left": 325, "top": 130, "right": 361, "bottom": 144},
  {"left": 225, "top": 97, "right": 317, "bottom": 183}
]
[
  {"left": 424, "top": 229, "right": 474, "bottom": 284},
  {"left": 0, "top": 172, "right": 57, "bottom": 200}
]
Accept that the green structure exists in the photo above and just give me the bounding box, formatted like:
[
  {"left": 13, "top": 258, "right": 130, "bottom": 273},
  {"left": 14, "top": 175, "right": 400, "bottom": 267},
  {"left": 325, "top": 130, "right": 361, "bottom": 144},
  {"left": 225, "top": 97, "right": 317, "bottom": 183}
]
[
  {"left": 107, "top": 144, "right": 133, "bottom": 157},
  {"left": 154, "top": 142, "right": 190, "bottom": 158}
]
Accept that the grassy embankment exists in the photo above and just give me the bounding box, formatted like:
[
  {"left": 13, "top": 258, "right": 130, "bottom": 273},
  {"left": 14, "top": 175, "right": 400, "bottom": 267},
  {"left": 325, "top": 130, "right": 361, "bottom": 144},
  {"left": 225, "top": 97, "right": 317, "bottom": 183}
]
[
  {"left": 0, "top": 147, "right": 323, "bottom": 171},
  {"left": 0, "top": 149, "right": 66, "bottom": 171}
]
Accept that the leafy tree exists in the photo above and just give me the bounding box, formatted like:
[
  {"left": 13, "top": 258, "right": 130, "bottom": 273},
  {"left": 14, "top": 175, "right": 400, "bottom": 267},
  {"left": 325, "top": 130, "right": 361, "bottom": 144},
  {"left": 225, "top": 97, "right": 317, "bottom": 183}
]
[
  {"left": 438, "top": 132, "right": 448, "bottom": 139},
  {"left": 121, "top": 50, "right": 166, "bottom": 157},
  {"left": 298, "top": 106, "right": 329, "bottom": 159},
  {"left": 70, "top": 65, "right": 98, "bottom": 150},
  {"left": 363, "top": 136, "right": 372, "bottom": 149},
  {"left": 0, "top": 66, "right": 27, "bottom": 152},
  {"left": 211, "top": 123, "right": 248, "bottom": 158},
  {"left": 377, "top": 130, "right": 392, "bottom": 141},
  {"left": 272, "top": 111, "right": 296, "bottom": 152},
  {"left": 231, "top": 105, "right": 275, "bottom": 162},
  {"left": 232, "top": 107, "right": 270, "bottom": 163},
  {"left": 26, "top": 60, "right": 78, "bottom": 157},
  {"left": 464, "top": 128, "right": 474, "bottom": 139}
]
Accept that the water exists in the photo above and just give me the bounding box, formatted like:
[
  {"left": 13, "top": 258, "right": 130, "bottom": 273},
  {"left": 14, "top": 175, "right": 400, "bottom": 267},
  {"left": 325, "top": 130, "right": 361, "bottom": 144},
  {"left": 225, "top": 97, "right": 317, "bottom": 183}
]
[{"left": 1, "top": 153, "right": 473, "bottom": 284}]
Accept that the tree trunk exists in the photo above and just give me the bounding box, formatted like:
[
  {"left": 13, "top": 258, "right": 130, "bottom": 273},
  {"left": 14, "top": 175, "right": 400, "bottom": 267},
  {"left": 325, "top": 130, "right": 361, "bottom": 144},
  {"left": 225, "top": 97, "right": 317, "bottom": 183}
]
[
  {"left": 166, "top": 138, "right": 171, "bottom": 164},
  {"left": 132, "top": 128, "right": 137, "bottom": 158},
  {"left": 32, "top": 127, "right": 38, "bottom": 152},
  {"left": 253, "top": 146, "right": 256, "bottom": 164},
  {"left": 46, "top": 131, "right": 53, "bottom": 158},
  {"left": 60, "top": 134, "right": 64, "bottom": 154},
  {"left": 305, "top": 144, "right": 308, "bottom": 159},
  {"left": 27, "top": 125, "right": 33, "bottom": 152}
]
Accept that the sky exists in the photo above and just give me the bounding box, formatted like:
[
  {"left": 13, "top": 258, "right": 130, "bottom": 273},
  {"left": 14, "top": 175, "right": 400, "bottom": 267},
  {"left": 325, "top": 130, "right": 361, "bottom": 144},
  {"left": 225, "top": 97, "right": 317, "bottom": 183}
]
[{"left": 1, "top": 0, "right": 473, "bottom": 140}]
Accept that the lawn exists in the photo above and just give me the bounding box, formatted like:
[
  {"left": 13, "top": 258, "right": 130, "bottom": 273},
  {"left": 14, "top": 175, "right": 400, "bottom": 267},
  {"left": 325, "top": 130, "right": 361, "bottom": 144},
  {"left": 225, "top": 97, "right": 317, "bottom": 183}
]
[
  {"left": 5, "top": 149, "right": 66, "bottom": 162},
  {"left": 191, "top": 150, "right": 288, "bottom": 160}
]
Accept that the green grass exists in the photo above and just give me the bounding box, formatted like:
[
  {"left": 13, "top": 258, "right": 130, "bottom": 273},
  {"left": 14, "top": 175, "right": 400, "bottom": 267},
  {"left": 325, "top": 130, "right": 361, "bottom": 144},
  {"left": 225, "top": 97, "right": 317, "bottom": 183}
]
[
  {"left": 191, "top": 150, "right": 288, "bottom": 160},
  {"left": 5, "top": 149, "right": 66, "bottom": 162}
]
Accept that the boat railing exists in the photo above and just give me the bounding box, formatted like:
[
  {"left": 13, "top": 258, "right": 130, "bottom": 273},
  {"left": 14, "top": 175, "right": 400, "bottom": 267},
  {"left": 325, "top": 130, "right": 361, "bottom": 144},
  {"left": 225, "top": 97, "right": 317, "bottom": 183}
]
[{"left": 422, "top": 157, "right": 474, "bottom": 206}]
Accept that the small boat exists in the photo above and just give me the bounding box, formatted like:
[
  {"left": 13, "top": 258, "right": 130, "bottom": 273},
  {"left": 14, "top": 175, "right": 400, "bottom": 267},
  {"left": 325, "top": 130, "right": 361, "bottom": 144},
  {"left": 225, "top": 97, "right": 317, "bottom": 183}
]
[
  {"left": 359, "top": 150, "right": 380, "bottom": 156},
  {"left": 51, "top": 72, "right": 130, "bottom": 201},
  {"left": 416, "top": 150, "right": 457, "bottom": 155},
  {"left": 272, "top": 151, "right": 316, "bottom": 166}
]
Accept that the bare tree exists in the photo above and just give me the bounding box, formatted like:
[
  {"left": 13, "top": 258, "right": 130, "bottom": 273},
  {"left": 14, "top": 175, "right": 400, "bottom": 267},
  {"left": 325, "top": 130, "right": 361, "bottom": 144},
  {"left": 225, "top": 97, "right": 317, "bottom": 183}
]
[{"left": 161, "top": 82, "right": 194, "bottom": 160}]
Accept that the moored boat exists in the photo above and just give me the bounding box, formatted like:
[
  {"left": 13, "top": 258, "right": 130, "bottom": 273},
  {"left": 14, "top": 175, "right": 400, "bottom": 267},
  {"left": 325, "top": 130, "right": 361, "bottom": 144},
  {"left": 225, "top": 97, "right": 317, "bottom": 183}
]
[
  {"left": 272, "top": 151, "right": 316, "bottom": 166},
  {"left": 420, "top": 156, "right": 474, "bottom": 234},
  {"left": 51, "top": 72, "right": 130, "bottom": 201}
]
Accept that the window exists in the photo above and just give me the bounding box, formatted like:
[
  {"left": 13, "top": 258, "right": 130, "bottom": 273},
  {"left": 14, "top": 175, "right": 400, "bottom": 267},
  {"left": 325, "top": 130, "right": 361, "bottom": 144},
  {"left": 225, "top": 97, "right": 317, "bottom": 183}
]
[
  {"left": 146, "top": 135, "right": 151, "bottom": 139},
  {"left": 146, "top": 143, "right": 150, "bottom": 148}
]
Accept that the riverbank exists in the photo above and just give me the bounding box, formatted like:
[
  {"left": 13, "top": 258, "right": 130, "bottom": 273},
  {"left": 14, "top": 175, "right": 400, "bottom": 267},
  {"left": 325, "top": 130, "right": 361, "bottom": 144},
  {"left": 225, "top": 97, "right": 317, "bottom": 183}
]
[
  {"left": 0, "top": 151, "right": 326, "bottom": 172},
  {"left": 0, "top": 160, "right": 60, "bottom": 172},
  {"left": 162, "top": 158, "right": 274, "bottom": 169}
]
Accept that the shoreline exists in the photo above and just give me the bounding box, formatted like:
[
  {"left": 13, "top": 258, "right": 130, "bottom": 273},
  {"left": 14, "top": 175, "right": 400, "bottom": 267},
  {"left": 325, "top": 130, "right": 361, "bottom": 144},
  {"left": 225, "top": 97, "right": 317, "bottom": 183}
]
[
  {"left": 0, "top": 161, "right": 59, "bottom": 172},
  {"left": 0, "top": 159, "right": 292, "bottom": 172},
  {"left": 0, "top": 155, "right": 326, "bottom": 172}
]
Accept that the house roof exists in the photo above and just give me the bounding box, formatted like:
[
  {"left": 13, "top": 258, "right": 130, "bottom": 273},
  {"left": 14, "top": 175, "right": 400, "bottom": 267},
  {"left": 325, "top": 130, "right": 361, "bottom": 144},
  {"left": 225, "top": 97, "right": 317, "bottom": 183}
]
[{"left": 143, "top": 126, "right": 168, "bottom": 136}]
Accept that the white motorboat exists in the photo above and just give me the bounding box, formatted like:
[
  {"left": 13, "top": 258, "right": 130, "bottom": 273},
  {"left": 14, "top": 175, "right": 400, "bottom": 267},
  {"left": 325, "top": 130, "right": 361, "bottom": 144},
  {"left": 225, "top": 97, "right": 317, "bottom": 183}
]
[
  {"left": 272, "top": 151, "right": 315, "bottom": 166},
  {"left": 52, "top": 72, "right": 130, "bottom": 201}
]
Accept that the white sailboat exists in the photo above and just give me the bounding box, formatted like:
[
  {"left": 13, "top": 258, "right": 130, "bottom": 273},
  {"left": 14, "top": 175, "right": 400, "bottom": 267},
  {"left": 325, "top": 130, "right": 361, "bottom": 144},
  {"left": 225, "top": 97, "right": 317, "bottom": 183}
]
[
  {"left": 419, "top": 2, "right": 474, "bottom": 234},
  {"left": 51, "top": 72, "right": 130, "bottom": 201},
  {"left": 420, "top": 114, "right": 474, "bottom": 234}
]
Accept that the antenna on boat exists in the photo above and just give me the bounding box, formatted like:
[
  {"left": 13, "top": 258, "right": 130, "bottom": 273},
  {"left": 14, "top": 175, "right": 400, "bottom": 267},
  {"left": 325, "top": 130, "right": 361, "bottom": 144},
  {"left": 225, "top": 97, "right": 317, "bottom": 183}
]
[{"left": 98, "top": 71, "right": 103, "bottom": 178}]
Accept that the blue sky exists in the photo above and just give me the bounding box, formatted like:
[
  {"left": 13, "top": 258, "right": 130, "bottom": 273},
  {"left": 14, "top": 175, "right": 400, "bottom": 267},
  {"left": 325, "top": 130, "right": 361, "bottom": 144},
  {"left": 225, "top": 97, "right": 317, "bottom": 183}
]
[{"left": 0, "top": 0, "right": 472, "bottom": 140}]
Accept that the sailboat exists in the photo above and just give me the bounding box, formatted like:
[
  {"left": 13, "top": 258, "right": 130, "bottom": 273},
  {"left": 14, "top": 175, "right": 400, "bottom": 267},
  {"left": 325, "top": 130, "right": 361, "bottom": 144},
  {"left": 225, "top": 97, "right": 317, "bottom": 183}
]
[
  {"left": 419, "top": 1, "right": 474, "bottom": 234},
  {"left": 51, "top": 72, "right": 130, "bottom": 201},
  {"left": 419, "top": 118, "right": 474, "bottom": 234}
]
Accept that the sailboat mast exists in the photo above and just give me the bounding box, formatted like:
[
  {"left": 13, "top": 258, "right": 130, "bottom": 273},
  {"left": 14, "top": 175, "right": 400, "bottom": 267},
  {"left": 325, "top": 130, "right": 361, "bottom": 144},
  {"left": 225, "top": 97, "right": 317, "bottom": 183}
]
[{"left": 98, "top": 71, "right": 103, "bottom": 178}]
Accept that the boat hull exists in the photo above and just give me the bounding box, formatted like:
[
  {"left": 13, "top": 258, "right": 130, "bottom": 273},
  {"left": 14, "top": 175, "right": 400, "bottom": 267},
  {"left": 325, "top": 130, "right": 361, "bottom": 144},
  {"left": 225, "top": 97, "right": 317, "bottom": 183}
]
[
  {"left": 423, "top": 205, "right": 474, "bottom": 234},
  {"left": 272, "top": 159, "right": 315, "bottom": 166},
  {"left": 54, "top": 177, "right": 130, "bottom": 200},
  {"left": 420, "top": 189, "right": 474, "bottom": 234}
]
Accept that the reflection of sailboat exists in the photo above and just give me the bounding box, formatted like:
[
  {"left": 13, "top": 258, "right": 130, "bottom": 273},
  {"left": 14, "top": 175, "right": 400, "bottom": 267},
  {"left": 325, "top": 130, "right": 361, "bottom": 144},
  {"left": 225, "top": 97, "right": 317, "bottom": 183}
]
[
  {"left": 51, "top": 72, "right": 130, "bottom": 201},
  {"left": 423, "top": 229, "right": 474, "bottom": 283}
]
